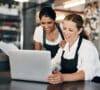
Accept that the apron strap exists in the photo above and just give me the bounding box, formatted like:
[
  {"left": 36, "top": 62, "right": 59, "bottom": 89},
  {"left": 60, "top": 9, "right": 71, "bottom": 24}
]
[
  {"left": 56, "top": 23, "right": 64, "bottom": 40},
  {"left": 75, "top": 36, "right": 83, "bottom": 56}
]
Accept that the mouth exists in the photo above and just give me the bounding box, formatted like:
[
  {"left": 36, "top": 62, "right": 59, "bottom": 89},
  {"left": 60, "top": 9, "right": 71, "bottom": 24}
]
[
  {"left": 66, "top": 36, "right": 70, "bottom": 39},
  {"left": 44, "top": 28, "right": 50, "bottom": 31},
  {"left": 45, "top": 29, "right": 50, "bottom": 31},
  {"left": 65, "top": 36, "right": 70, "bottom": 41}
]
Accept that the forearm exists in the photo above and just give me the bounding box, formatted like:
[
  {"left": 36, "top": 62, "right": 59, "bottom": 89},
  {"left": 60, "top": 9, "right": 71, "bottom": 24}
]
[{"left": 62, "top": 70, "right": 85, "bottom": 82}]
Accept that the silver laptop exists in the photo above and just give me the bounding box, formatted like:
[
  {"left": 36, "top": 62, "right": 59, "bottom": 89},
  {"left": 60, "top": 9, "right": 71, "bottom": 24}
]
[{"left": 8, "top": 50, "right": 52, "bottom": 82}]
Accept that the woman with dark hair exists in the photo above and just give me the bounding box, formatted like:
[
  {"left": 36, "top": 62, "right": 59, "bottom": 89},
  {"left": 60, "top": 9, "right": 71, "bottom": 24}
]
[
  {"left": 33, "top": 7, "right": 64, "bottom": 58},
  {"left": 48, "top": 14, "right": 100, "bottom": 84}
]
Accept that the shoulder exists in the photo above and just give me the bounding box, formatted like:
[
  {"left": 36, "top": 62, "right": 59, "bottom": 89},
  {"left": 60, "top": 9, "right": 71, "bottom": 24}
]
[
  {"left": 81, "top": 39, "right": 96, "bottom": 49},
  {"left": 79, "top": 39, "right": 98, "bottom": 56},
  {"left": 34, "top": 25, "right": 43, "bottom": 36},
  {"left": 33, "top": 25, "right": 43, "bottom": 43},
  {"left": 35, "top": 25, "right": 43, "bottom": 32}
]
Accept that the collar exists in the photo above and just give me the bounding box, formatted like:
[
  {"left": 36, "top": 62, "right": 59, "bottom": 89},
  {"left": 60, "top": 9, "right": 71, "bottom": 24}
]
[{"left": 63, "top": 37, "right": 80, "bottom": 52}]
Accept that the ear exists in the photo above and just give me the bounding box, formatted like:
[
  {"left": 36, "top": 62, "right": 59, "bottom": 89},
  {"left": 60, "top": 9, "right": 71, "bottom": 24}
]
[{"left": 78, "top": 28, "right": 82, "bottom": 35}]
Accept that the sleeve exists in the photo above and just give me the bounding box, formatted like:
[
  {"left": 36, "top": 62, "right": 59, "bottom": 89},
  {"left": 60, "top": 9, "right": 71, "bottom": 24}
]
[
  {"left": 51, "top": 43, "right": 69, "bottom": 71},
  {"left": 51, "top": 48, "right": 63, "bottom": 71},
  {"left": 78, "top": 41, "right": 99, "bottom": 80},
  {"left": 33, "top": 26, "right": 43, "bottom": 44}
]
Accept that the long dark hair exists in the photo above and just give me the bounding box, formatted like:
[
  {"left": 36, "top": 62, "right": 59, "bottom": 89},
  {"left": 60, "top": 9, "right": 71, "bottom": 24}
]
[{"left": 64, "top": 14, "right": 89, "bottom": 39}]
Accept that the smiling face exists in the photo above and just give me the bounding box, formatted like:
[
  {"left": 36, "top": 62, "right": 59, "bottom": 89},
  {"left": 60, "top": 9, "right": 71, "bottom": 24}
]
[
  {"left": 40, "top": 16, "right": 55, "bottom": 33},
  {"left": 62, "top": 20, "right": 82, "bottom": 43}
]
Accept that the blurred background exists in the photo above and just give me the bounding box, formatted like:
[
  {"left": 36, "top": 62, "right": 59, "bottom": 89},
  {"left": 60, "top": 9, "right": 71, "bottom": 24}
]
[{"left": 0, "top": 0, "right": 100, "bottom": 71}]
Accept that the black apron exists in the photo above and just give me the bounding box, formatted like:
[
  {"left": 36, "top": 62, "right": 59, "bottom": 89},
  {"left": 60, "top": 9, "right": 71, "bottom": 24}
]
[
  {"left": 60, "top": 37, "right": 83, "bottom": 73},
  {"left": 43, "top": 23, "right": 64, "bottom": 58}
]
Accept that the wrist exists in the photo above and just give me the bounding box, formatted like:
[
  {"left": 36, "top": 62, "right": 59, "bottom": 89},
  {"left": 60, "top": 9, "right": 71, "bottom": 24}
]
[{"left": 61, "top": 74, "right": 65, "bottom": 82}]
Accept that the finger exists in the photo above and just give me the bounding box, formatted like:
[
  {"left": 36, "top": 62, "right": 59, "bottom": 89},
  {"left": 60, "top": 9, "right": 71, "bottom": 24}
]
[{"left": 48, "top": 77, "right": 63, "bottom": 84}]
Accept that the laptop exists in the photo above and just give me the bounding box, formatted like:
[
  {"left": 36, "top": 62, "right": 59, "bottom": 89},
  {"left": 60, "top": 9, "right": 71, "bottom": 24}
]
[{"left": 8, "top": 50, "right": 52, "bottom": 82}]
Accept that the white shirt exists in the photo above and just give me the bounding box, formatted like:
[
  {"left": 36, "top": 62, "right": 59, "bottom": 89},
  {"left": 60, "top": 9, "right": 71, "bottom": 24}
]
[
  {"left": 33, "top": 24, "right": 63, "bottom": 45},
  {"left": 52, "top": 37, "right": 100, "bottom": 80}
]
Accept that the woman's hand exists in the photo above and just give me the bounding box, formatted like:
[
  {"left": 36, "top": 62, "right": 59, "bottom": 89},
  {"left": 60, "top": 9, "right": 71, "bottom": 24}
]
[
  {"left": 59, "top": 40, "right": 66, "bottom": 48},
  {"left": 48, "top": 71, "right": 63, "bottom": 84}
]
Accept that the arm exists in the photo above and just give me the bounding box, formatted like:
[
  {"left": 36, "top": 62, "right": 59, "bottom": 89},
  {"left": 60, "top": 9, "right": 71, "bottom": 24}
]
[
  {"left": 48, "top": 70, "right": 85, "bottom": 84},
  {"left": 33, "top": 26, "right": 43, "bottom": 50},
  {"left": 48, "top": 44, "right": 85, "bottom": 84},
  {"left": 48, "top": 40, "right": 99, "bottom": 84},
  {"left": 62, "top": 70, "right": 85, "bottom": 82},
  {"left": 34, "top": 41, "right": 42, "bottom": 50},
  {"left": 62, "top": 41, "right": 99, "bottom": 82},
  {"left": 51, "top": 48, "right": 63, "bottom": 71}
]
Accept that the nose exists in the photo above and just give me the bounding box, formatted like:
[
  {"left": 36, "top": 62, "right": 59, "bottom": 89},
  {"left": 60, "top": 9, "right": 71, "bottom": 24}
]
[
  {"left": 63, "top": 29, "right": 69, "bottom": 35},
  {"left": 62, "top": 29, "right": 70, "bottom": 39},
  {"left": 43, "top": 24, "right": 49, "bottom": 29}
]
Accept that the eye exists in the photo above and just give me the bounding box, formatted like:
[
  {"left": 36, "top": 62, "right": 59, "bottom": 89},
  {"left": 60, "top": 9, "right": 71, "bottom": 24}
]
[
  {"left": 68, "top": 28, "right": 73, "bottom": 32},
  {"left": 47, "top": 21, "right": 52, "bottom": 24},
  {"left": 41, "top": 22, "right": 45, "bottom": 25},
  {"left": 63, "top": 27, "right": 73, "bottom": 32},
  {"left": 63, "top": 27, "right": 66, "bottom": 30}
]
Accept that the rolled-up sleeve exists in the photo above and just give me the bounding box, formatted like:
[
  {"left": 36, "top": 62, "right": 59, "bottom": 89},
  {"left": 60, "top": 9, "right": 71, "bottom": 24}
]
[
  {"left": 78, "top": 42, "right": 99, "bottom": 80},
  {"left": 51, "top": 48, "right": 63, "bottom": 71}
]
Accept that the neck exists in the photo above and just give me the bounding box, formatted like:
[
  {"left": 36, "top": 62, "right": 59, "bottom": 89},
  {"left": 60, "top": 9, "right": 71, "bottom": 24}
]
[{"left": 69, "top": 36, "right": 79, "bottom": 47}]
